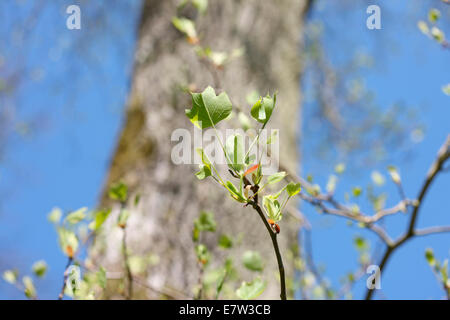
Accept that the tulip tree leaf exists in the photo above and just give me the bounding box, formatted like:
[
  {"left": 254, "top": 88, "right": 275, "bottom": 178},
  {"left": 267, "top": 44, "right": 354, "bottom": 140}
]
[
  {"left": 185, "top": 86, "right": 232, "bottom": 129},
  {"left": 250, "top": 94, "right": 276, "bottom": 124}
]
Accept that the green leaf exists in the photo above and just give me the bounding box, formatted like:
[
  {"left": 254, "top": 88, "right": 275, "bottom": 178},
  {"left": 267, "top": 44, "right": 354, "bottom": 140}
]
[
  {"left": 417, "top": 20, "right": 429, "bottom": 35},
  {"left": 428, "top": 8, "right": 441, "bottom": 23},
  {"left": 195, "top": 164, "right": 212, "bottom": 180},
  {"left": 186, "top": 86, "right": 233, "bottom": 129},
  {"left": 334, "top": 163, "right": 346, "bottom": 174},
  {"left": 65, "top": 207, "right": 87, "bottom": 224},
  {"left": 88, "top": 209, "right": 111, "bottom": 231},
  {"left": 431, "top": 26, "right": 445, "bottom": 43},
  {"left": 108, "top": 182, "right": 128, "bottom": 203},
  {"left": 32, "top": 260, "right": 47, "bottom": 278},
  {"left": 58, "top": 228, "right": 79, "bottom": 257},
  {"left": 371, "top": 171, "right": 385, "bottom": 186},
  {"left": 354, "top": 236, "right": 368, "bottom": 252},
  {"left": 262, "top": 195, "right": 282, "bottom": 222},
  {"left": 250, "top": 94, "right": 276, "bottom": 124},
  {"left": 192, "top": 0, "right": 208, "bottom": 14},
  {"left": 117, "top": 209, "right": 130, "bottom": 228},
  {"left": 352, "top": 186, "right": 362, "bottom": 197},
  {"left": 195, "top": 244, "right": 210, "bottom": 264},
  {"left": 23, "top": 276, "right": 36, "bottom": 299},
  {"left": 218, "top": 234, "right": 233, "bottom": 249},
  {"left": 242, "top": 251, "right": 264, "bottom": 272},
  {"left": 194, "top": 211, "right": 216, "bottom": 232},
  {"left": 266, "top": 171, "right": 286, "bottom": 185},
  {"left": 172, "top": 17, "right": 197, "bottom": 38},
  {"left": 425, "top": 248, "right": 436, "bottom": 266},
  {"left": 47, "top": 207, "right": 62, "bottom": 224},
  {"left": 96, "top": 267, "right": 107, "bottom": 289},
  {"left": 225, "top": 134, "right": 245, "bottom": 172},
  {"left": 286, "top": 182, "right": 301, "bottom": 196},
  {"left": 3, "top": 270, "right": 18, "bottom": 284},
  {"left": 236, "top": 277, "right": 266, "bottom": 300},
  {"left": 442, "top": 84, "right": 450, "bottom": 96},
  {"left": 226, "top": 181, "right": 246, "bottom": 203},
  {"left": 387, "top": 165, "right": 401, "bottom": 184}
]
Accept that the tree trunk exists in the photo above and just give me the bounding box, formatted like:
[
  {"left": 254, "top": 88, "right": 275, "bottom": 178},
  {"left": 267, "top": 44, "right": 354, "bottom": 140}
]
[{"left": 90, "top": 0, "right": 310, "bottom": 299}]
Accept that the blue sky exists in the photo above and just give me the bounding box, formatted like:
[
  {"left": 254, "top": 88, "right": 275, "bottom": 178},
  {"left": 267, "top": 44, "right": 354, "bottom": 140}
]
[{"left": 0, "top": 0, "right": 449, "bottom": 299}]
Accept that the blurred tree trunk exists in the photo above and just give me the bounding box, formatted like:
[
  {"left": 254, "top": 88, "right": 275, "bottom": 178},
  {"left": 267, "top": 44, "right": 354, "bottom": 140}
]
[{"left": 91, "top": 0, "right": 311, "bottom": 299}]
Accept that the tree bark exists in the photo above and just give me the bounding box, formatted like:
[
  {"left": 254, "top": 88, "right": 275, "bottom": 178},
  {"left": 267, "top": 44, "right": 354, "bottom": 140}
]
[{"left": 90, "top": 0, "right": 310, "bottom": 299}]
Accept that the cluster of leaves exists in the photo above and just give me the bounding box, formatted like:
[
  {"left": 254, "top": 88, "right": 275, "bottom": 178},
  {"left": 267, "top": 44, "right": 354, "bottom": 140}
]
[
  {"left": 1, "top": 181, "right": 154, "bottom": 300},
  {"left": 192, "top": 210, "right": 270, "bottom": 300},
  {"left": 172, "top": 0, "right": 242, "bottom": 69},
  {"left": 417, "top": 7, "right": 450, "bottom": 96},
  {"left": 2, "top": 260, "right": 47, "bottom": 299}
]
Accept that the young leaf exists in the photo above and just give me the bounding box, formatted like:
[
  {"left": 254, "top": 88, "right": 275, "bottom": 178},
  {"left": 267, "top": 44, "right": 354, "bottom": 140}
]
[
  {"left": 286, "top": 182, "right": 301, "bottom": 196},
  {"left": 194, "top": 211, "right": 216, "bottom": 232},
  {"left": 195, "top": 244, "right": 210, "bottom": 264},
  {"left": 23, "top": 276, "right": 37, "bottom": 299},
  {"left": 387, "top": 166, "right": 401, "bottom": 184},
  {"left": 172, "top": 17, "right": 197, "bottom": 39},
  {"left": 65, "top": 207, "right": 87, "bottom": 224},
  {"left": 242, "top": 251, "right": 264, "bottom": 272},
  {"left": 2, "top": 270, "right": 18, "bottom": 284},
  {"left": 58, "top": 228, "right": 79, "bottom": 258},
  {"left": 218, "top": 234, "right": 233, "bottom": 249},
  {"left": 262, "top": 195, "right": 282, "bottom": 222},
  {"left": 236, "top": 277, "right": 266, "bottom": 300},
  {"left": 32, "top": 260, "right": 48, "bottom": 278},
  {"left": 266, "top": 171, "right": 286, "bottom": 185},
  {"left": 47, "top": 207, "right": 62, "bottom": 224},
  {"left": 425, "top": 248, "right": 436, "bottom": 267},
  {"left": 195, "top": 164, "right": 212, "bottom": 180},
  {"left": 226, "top": 181, "right": 246, "bottom": 203},
  {"left": 88, "top": 209, "right": 111, "bottom": 231},
  {"left": 250, "top": 94, "right": 276, "bottom": 124},
  {"left": 108, "top": 182, "right": 128, "bottom": 203},
  {"left": 225, "top": 134, "right": 245, "bottom": 172},
  {"left": 185, "top": 86, "right": 232, "bottom": 129}
]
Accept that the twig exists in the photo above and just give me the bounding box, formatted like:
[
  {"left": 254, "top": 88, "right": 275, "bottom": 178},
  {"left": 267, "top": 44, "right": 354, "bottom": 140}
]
[
  {"left": 121, "top": 225, "right": 133, "bottom": 300},
  {"left": 249, "top": 201, "right": 286, "bottom": 300},
  {"left": 365, "top": 135, "right": 450, "bottom": 300}
]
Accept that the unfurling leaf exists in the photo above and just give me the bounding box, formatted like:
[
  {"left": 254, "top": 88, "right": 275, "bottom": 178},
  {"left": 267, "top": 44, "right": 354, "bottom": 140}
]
[
  {"left": 58, "top": 228, "right": 79, "bottom": 258},
  {"left": 186, "top": 86, "right": 232, "bottom": 129},
  {"left": 32, "top": 260, "right": 47, "bottom": 278},
  {"left": 263, "top": 195, "right": 282, "bottom": 222},
  {"left": 250, "top": 94, "right": 276, "bottom": 124},
  {"left": 225, "top": 134, "right": 245, "bottom": 172}
]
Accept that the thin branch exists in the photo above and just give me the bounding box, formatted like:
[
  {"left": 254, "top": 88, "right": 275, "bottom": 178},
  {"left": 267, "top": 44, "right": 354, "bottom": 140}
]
[
  {"left": 249, "top": 200, "right": 286, "bottom": 300},
  {"left": 365, "top": 135, "right": 450, "bottom": 300},
  {"left": 121, "top": 225, "right": 133, "bottom": 300}
]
